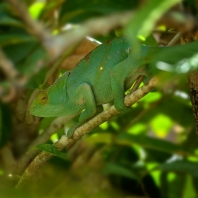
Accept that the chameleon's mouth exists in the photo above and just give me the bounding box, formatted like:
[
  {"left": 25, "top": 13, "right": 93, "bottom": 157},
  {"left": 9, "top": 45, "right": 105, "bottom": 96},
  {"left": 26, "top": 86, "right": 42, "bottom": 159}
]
[
  {"left": 30, "top": 102, "right": 67, "bottom": 117},
  {"left": 29, "top": 105, "right": 43, "bottom": 117}
]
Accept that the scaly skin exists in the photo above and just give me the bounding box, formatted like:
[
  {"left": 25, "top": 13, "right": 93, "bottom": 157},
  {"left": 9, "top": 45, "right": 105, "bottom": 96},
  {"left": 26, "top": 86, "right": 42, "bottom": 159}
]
[{"left": 30, "top": 37, "right": 163, "bottom": 137}]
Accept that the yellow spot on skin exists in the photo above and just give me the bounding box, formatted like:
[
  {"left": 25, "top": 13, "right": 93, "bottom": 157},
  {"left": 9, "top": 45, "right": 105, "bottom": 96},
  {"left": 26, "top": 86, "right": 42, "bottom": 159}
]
[{"left": 100, "top": 67, "right": 103, "bottom": 70}]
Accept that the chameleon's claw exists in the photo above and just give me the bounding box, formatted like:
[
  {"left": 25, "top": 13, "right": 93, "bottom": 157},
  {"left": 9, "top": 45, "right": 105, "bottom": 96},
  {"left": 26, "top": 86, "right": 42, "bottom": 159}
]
[
  {"left": 114, "top": 101, "right": 130, "bottom": 113},
  {"left": 66, "top": 126, "right": 76, "bottom": 138}
]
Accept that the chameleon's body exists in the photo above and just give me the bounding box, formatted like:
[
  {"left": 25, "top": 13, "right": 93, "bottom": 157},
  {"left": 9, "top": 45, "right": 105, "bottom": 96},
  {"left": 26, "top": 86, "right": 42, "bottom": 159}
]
[{"left": 30, "top": 37, "right": 163, "bottom": 137}]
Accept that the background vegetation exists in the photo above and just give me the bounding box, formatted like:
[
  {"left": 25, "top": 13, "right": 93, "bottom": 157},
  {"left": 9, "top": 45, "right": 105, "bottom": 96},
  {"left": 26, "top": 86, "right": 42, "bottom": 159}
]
[{"left": 0, "top": 0, "right": 198, "bottom": 197}]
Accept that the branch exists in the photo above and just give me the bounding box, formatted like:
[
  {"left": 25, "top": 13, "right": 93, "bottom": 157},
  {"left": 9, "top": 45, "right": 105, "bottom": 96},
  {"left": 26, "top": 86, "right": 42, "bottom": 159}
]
[
  {"left": 15, "top": 77, "right": 158, "bottom": 189},
  {"left": 17, "top": 115, "right": 76, "bottom": 173}
]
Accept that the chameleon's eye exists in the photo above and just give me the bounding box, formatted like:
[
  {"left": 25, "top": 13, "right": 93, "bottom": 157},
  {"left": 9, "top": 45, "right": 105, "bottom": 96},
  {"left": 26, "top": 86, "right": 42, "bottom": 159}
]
[{"left": 37, "top": 92, "right": 48, "bottom": 105}]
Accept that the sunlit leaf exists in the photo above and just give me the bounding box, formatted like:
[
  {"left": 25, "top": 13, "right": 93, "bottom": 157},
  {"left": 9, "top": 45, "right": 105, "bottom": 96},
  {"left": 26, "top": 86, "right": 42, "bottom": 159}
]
[
  {"left": 139, "top": 92, "right": 162, "bottom": 103},
  {"left": 150, "top": 114, "right": 173, "bottom": 137},
  {"left": 183, "top": 175, "right": 198, "bottom": 198},
  {"left": 128, "top": 123, "right": 146, "bottom": 135},
  {"left": 86, "top": 133, "right": 112, "bottom": 144},
  {"left": 29, "top": 2, "right": 45, "bottom": 19}
]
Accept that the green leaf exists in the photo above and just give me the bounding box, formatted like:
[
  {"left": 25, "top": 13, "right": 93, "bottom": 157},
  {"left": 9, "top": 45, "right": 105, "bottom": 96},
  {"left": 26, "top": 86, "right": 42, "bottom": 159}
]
[
  {"left": 0, "top": 3, "right": 23, "bottom": 27},
  {"left": 3, "top": 41, "right": 38, "bottom": 64},
  {"left": 0, "top": 15, "right": 23, "bottom": 27},
  {"left": 150, "top": 114, "right": 173, "bottom": 137},
  {"left": 139, "top": 92, "right": 162, "bottom": 103},
  {"left": 0, "top": 31, "right": 35, "bottom": 46},
  {"left": 151, "top": 41, "right": 198, "bottom": 74},
  {"left": 103, "top": 162, "right": 138, "bottom": 180},
  {"left": 36, "top": 144, "right": 69, "bottom": 160},
  {"left": 18, "top": 45, "right": 48, "bottom": 88},
  {"left": 59, "top": 0, "right": 138, "bottom": 24},
  {"left": 157, "top": 160, "right": 198, "bottom": 177},
  {"left": 116, "top": 133, "right": 196, "bottom": 157},
  {"left": 139, "top": 34, "right": 158, "bottom": 46},
  {"left": 125, "top": 0, "right": 181, "bottom": 51},
  {"left": 183, "top": 175, "right": 198, "bottom": 198},
  {"left": 160, "top": 172, "right": 186, "bottom": 198},
  {"left": 128, "top": 123, "right": 147, "bottom": 135},
  {"left": 28, "top": 2, "right": 45, "bottom": 19}
]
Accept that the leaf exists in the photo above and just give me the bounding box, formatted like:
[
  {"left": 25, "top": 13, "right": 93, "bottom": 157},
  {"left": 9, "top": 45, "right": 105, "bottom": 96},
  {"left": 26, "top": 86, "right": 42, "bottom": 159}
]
[
  {"left": 0, "top": 31, "right": 35, "bottom": 46},
  {"left": 103, "top": 162, "right": 138, "bottom": 180},
  {"left": 59, "top": 0, "right": 138, "bottom": 24},
  {"left": 160, "top": 172, "right": 186, "bottom": 198},
  {"left": 3, "top": 41, "right": 38, "bottom": 64},
  {"left": 139, "top": 34, "right": 158, "bottom": 46},
  {"left": 156, "top": 160, "right": 198, "bottom": 177},
  {"left": 183, "top": 175, "right": 198, "bottom": 198},
  {"left": 150, "top": 114, "right": 173, "bottom": 137},
  {"left": 28, "top": 2, "right": 45, "bottom": 19},
  {"left": 151, "top": 41, "right": 198, "bottom": 74},
  {"left": 19, "top": 45, "right": 48, "bottom": 88},
  {"left": 0, "top": 3, "right": 23, "bottom": 27},
  {"left": 36, "top": 144, "right": 69, "bottom": 160},
  {"left": 125, "top": 0, "right": 181, "bottom": 53},
  {"left": 0, "top": 15, "right": 23, "bottom": 27},
  {"left": 116, "top": 133, "right": 196, "bottom": 157}
]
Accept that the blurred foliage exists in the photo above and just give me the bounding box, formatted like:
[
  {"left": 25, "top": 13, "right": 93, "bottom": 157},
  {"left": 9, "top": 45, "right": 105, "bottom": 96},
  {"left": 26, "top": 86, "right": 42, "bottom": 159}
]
[{"left": 0, "top": 0, "right": 198, "bottom": 198}]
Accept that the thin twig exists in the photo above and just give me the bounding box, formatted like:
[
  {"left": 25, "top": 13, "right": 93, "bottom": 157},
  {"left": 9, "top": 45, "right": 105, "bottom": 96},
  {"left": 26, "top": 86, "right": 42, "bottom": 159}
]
[
  {"left": 15, "top": 77, "right": 158, "bottom": 189},
  {"left": 167, "top": 32, "right": 181, "bottom": 46}
]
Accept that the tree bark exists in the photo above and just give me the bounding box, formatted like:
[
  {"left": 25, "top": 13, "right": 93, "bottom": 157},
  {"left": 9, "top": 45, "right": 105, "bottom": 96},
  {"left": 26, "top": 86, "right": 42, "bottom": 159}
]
[{"left": 188, "top": 70, "right": 198, "bottom": 139}]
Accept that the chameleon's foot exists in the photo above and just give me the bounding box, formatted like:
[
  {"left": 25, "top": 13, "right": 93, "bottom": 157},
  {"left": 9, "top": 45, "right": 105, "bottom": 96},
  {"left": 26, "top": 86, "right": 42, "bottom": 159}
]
[
  {"left": 66, "top": 126, "right": 76, "bottom": 138},
  {"left": 114, "top": 101, "right": 130, "bottom": 113}
]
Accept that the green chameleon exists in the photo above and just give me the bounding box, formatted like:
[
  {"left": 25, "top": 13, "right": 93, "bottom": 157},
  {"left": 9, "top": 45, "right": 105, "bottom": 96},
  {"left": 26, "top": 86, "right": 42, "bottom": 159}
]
[{"left": 30, "top": 37, "right": 163, "bottom": 137}]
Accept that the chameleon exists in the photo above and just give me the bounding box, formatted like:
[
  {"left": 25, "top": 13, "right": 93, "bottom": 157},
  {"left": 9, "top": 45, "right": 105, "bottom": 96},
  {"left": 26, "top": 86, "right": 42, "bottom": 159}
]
[{"left": 30, "top": 36, "right": 163, "bottom": 137}]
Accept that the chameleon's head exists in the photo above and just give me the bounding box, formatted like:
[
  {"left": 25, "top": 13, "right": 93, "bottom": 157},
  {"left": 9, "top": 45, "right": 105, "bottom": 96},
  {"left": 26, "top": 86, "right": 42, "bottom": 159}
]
[{"left": 30, "top": 72, "right": 69, "bottom": 117}]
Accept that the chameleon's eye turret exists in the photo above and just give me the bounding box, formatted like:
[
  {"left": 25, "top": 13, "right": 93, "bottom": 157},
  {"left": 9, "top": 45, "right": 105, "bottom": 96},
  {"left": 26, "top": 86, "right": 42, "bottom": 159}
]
[{"left": 37, "top": 92, "right": 48, "bottom": 105}]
